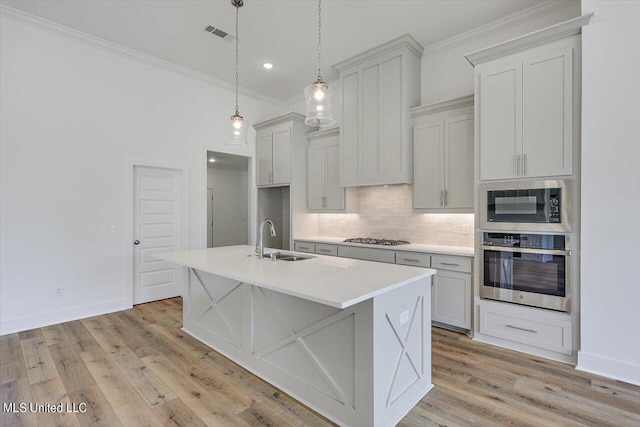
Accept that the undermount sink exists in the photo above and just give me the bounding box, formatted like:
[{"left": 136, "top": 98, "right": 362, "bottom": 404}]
[{"left": 263, "top": 252, "right": 314, "bottom": 261}]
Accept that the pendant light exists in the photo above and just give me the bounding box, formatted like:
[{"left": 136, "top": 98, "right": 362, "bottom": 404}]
[
  {"left": 228, "top": 0, "right": 248, "bottom": 145},
  {"left": 304, "top": 0, "right": 335, "bottom": 127}
]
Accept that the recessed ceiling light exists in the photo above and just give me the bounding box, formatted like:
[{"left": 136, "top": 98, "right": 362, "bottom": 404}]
[
  {"left": 208, "top": 158, "right": 216, "bottom": 163},
  {"left": 262, "top": 63, "right": 274, "bottom": 70}
]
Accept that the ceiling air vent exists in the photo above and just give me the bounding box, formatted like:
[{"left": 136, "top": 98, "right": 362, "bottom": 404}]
[{"left": 203, "top": 25, "right": 235, "bottom": 42}]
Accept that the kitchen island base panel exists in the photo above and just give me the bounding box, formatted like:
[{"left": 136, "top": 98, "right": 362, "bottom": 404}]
[{"left": 183, "top": 267, "right": 432, "bottom": 427}]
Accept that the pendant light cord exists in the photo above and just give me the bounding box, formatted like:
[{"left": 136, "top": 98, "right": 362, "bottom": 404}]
[
  {"left": 235, "top": 3, "right": 240, "bottom": 115},
  {"left": 317, "top": 0, "right": 322, "bottom": 82}
]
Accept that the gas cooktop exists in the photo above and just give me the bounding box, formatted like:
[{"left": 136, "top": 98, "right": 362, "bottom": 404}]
[{"left": 343, "top": 238, "right": 410, "bottom": 246}]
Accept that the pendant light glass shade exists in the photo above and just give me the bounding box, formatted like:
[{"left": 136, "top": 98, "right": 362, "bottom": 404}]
[
  {"left": 305, "top": 80, "right": 334, "bottom": 126},
  {"left": 227, "top": 0, "right": 248, "bottom": 146},
  {"left": 228, "top": 113, "right": 247, "bottom": 145},
  {"left": 305, "top": 0, "right": 334, "bottom": 127}
]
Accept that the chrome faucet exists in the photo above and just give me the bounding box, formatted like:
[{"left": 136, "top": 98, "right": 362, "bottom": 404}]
[{"left": 257, "top": 218, "right": 276, "bottom": 259}]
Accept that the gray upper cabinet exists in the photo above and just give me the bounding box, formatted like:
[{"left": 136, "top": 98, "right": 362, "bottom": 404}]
[
  {"left": 411, "top": 96, "right": 474, "bottom": 212},
  {"left": 335, "top": 35, "right": 423, "bottom": 187},
  {"left": 306, "top": 128, "right": 357, "bottom": 212},
  {"left": 470, "top": 34, "right": 578, "bottom": 181},
  {"left": 255, "top": 113, "right": 309, "bottom": 187}
]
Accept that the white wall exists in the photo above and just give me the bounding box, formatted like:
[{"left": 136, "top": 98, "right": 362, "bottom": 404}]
[
  {"left": 0, "top": 11, "right": 282, "bottom": 334},
  {"left": 578, "top": 0, "right": 640, "bottom": 386},
  {"left": 207, "top": 167, "right": 249, "bottom": 247},
  {"left": 420, "top": 1, "right": 581, "bottom": 104}
]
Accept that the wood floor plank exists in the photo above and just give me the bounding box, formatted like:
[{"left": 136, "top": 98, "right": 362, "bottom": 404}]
[
  {"left": 18, "top": 329, "right": 43, "bottom": 341},
  {"left": 0, "top": 378, "right": 38, "bottom": 427},
  {"left": 81, "top": 317, "right": 177, "bottom": 407},
  {"left": 238, "top": 401, "right": 295, "bottom": 427},
  {"left": 48, "top": 339, "right": 96, "bottom": 393},
  {"left": 30, "top": 376, "right": 81, "bottom": 427},
  {"left": 1, "top": 299, "right": 638, "bottom": 427},
  {"left": 153, "top": 397, "right": 209, "bottom": 427},
  {"left": 62, "top": 320, "right": 103, "bottom": 354},
  {"left": 514, "top": 376, "right": 640, "bottom": 426},
  {"left": 79, "top": 349, "right": 139, "bottom": 409},
  {"left": 68, "top": 384, "right": 122, "bottom": 427},
  {"left": 42, "top": 324, "right": 67, "bottom": 347},
  {"left": 20, "top": 337, "right": 58, "bottom": 385},
  {"left": 115, "top": 399, "right": 166, "bottom": 427},
  {"left": 142, "top": 352, "right": 249, "bottom": 424}
]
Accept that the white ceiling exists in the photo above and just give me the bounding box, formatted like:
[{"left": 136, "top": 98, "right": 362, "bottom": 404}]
[{"left": 1, "top": 0, "right": 546, "bottom": 101}]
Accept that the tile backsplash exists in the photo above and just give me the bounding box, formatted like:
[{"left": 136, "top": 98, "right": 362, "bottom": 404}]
[{"left": 318, "top": 184, "right": 474, "bottom": 247}]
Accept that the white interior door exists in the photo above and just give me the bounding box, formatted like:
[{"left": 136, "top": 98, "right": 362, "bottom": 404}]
[
  {"left": 207, "top": 188, "right": 214, "bottom": 248},
  {"left": 133, "top": 166, "right": 183, "bottom": 304}
]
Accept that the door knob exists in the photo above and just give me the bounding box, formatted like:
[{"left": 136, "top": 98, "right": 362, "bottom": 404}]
[{"left": 134, "top": 240, "right": 140, "bottom": 245}]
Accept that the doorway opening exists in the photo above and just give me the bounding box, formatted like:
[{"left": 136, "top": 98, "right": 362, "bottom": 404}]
[{"left": 206, "top": 151, "right": 250, "bottom": 248}]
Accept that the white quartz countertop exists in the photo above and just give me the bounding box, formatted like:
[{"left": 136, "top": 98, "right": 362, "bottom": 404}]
[
  {"left": 295, "top": 236, "right": 474, "bottom": 257},
  {"left": 155, "top": 245, "right": 434, "bottom": 309}
]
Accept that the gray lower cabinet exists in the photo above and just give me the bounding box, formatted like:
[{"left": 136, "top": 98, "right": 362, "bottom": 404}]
[
  {"left": 294, "top": 240, "right": 473, "bottom": 331},
  {"left": 432, "top": 270, "right": 472, "bottom": 330},
  {"left": 337, "top": 246, "right": 396, "bottom": 263}
]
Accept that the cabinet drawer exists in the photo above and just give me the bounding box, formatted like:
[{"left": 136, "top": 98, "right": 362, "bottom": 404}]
[
  {"left": 395, "top": 251, "right": 430, "bottom": 268},
  {"left": 338, "top": 246, "right": 395, "bottom": 264},
  {"left": 294, "top": 241, "right": 315, "bottom": 254},
  {"left": 431, "top": 255, "right": 472, "bottom": 273},
  {"left": 315, "top": 243, "right": 338, "bottom": 256},
  {"left": 479, "top": 305, "right": 572, "bottom": 355}
]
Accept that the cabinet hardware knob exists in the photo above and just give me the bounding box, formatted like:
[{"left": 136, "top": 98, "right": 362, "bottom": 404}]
[{"left": 134, "top": 240, "right": 140, "bottom": 245}]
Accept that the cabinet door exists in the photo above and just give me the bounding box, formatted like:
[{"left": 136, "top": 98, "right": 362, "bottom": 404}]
[
  {"left": 360, "top": 63, "right": 380, "bottom": 178},
  {"left": 445, "top": 115, "right": 474, "bottom": 209},
  {"left": 341, "top": 71, "right": 360, "bottom": 186},
  {"left": 381, "top": 55, "right": 403, "bottom": 175},
  {"left": 522, "top": 48, "right": 573, "bottom": 178},
  {"left": 307, "top": 144, "right": 326, "bottom": 210},
  {"left": 324, "top": 140, "right": 345, "bottom": 210},
  {"left": 431, "top": 270, "right": 472, "bottom": 329},
  {"left": 413, "top": 122, "right": 444, "bottom": 209},
  {"left": 479, "top": 63, "right": 522, "bottom": 181},
  {"left": 272, "top": 126, "right": 291, "bottom": 184},
  {"left": 256, "top": 133, "right": 273, "bottom": 186}
]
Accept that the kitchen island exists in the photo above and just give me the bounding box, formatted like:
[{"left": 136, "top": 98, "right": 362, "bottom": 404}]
[{"left": 156, "top": 245, "right": 435, "bottom": 427}]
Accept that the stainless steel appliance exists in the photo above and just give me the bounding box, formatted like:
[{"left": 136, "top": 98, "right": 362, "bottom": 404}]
[
  {"left": 480, "top": 232, "right": 571, "bottom": 312},
  {"left": 479, "top": 179, "right": 570, "bottom": 233}
]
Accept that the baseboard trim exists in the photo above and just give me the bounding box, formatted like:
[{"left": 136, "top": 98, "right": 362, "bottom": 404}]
[
  {"left": 0, "top": 299, "right": 130, "bottom": 335},
  {"left": 577, "top": 351, "right": 640, "bottom": 386}
]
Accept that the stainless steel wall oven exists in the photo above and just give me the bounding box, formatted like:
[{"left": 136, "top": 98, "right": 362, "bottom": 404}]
[{"left": 480, "top": 233, "right": 571, "bottom": 312}]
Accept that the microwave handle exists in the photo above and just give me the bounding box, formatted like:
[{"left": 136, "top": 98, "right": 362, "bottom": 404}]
[{"left": 480, "top": 245, "right": 571, "bottom": 257}]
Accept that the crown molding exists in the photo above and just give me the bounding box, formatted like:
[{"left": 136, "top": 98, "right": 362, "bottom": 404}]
[
  {"left": 333, "top": 34, "right": 424, "bottom": 72},
  {"left": 410, "top": 95, "right": 474, "bottom": 118},
  {"left": 0, "top": 4, "right": 284, "bottom": 106},
  {"left": 465, "top": 13, "right": 594, "bottom": 66},
  {"left": 305, "top": 127, "right": 339, "bottom": 141},
  {"left": 253, "top": 112, "right": 307, "bottom": 130},
  {"left": 423, "top": 0, "right": 580, "bottom": 57}
]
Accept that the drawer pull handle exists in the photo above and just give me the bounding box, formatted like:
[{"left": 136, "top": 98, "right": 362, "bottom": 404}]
[
  {"left": 506, "top": 324, "right": 538, "bottom": 334},
  {"left": 402, "top": 258, "right": 420, "bottom": 262},
  {"left": 440, "top": 262, "right": 460, "bottom": 266},
  {"left": 319, "top": 249, "right": 331, "bottom": 253},
  {"left": 299, "top": 246, "right": 310, "bottom": 250}
]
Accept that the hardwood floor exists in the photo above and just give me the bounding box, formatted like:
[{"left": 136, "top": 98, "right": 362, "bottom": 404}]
[{"left": 1, "top": 298, "right": 638, "bottom": 427}]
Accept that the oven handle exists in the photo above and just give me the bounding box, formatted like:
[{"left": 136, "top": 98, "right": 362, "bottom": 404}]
[{"left": 479, "top": 245, "right": 571, "bottom": 256}]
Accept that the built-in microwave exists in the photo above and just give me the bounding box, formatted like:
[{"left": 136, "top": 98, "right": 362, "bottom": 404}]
[{"left": 479, "top": 179, "right": 571, "bottom": 233}]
